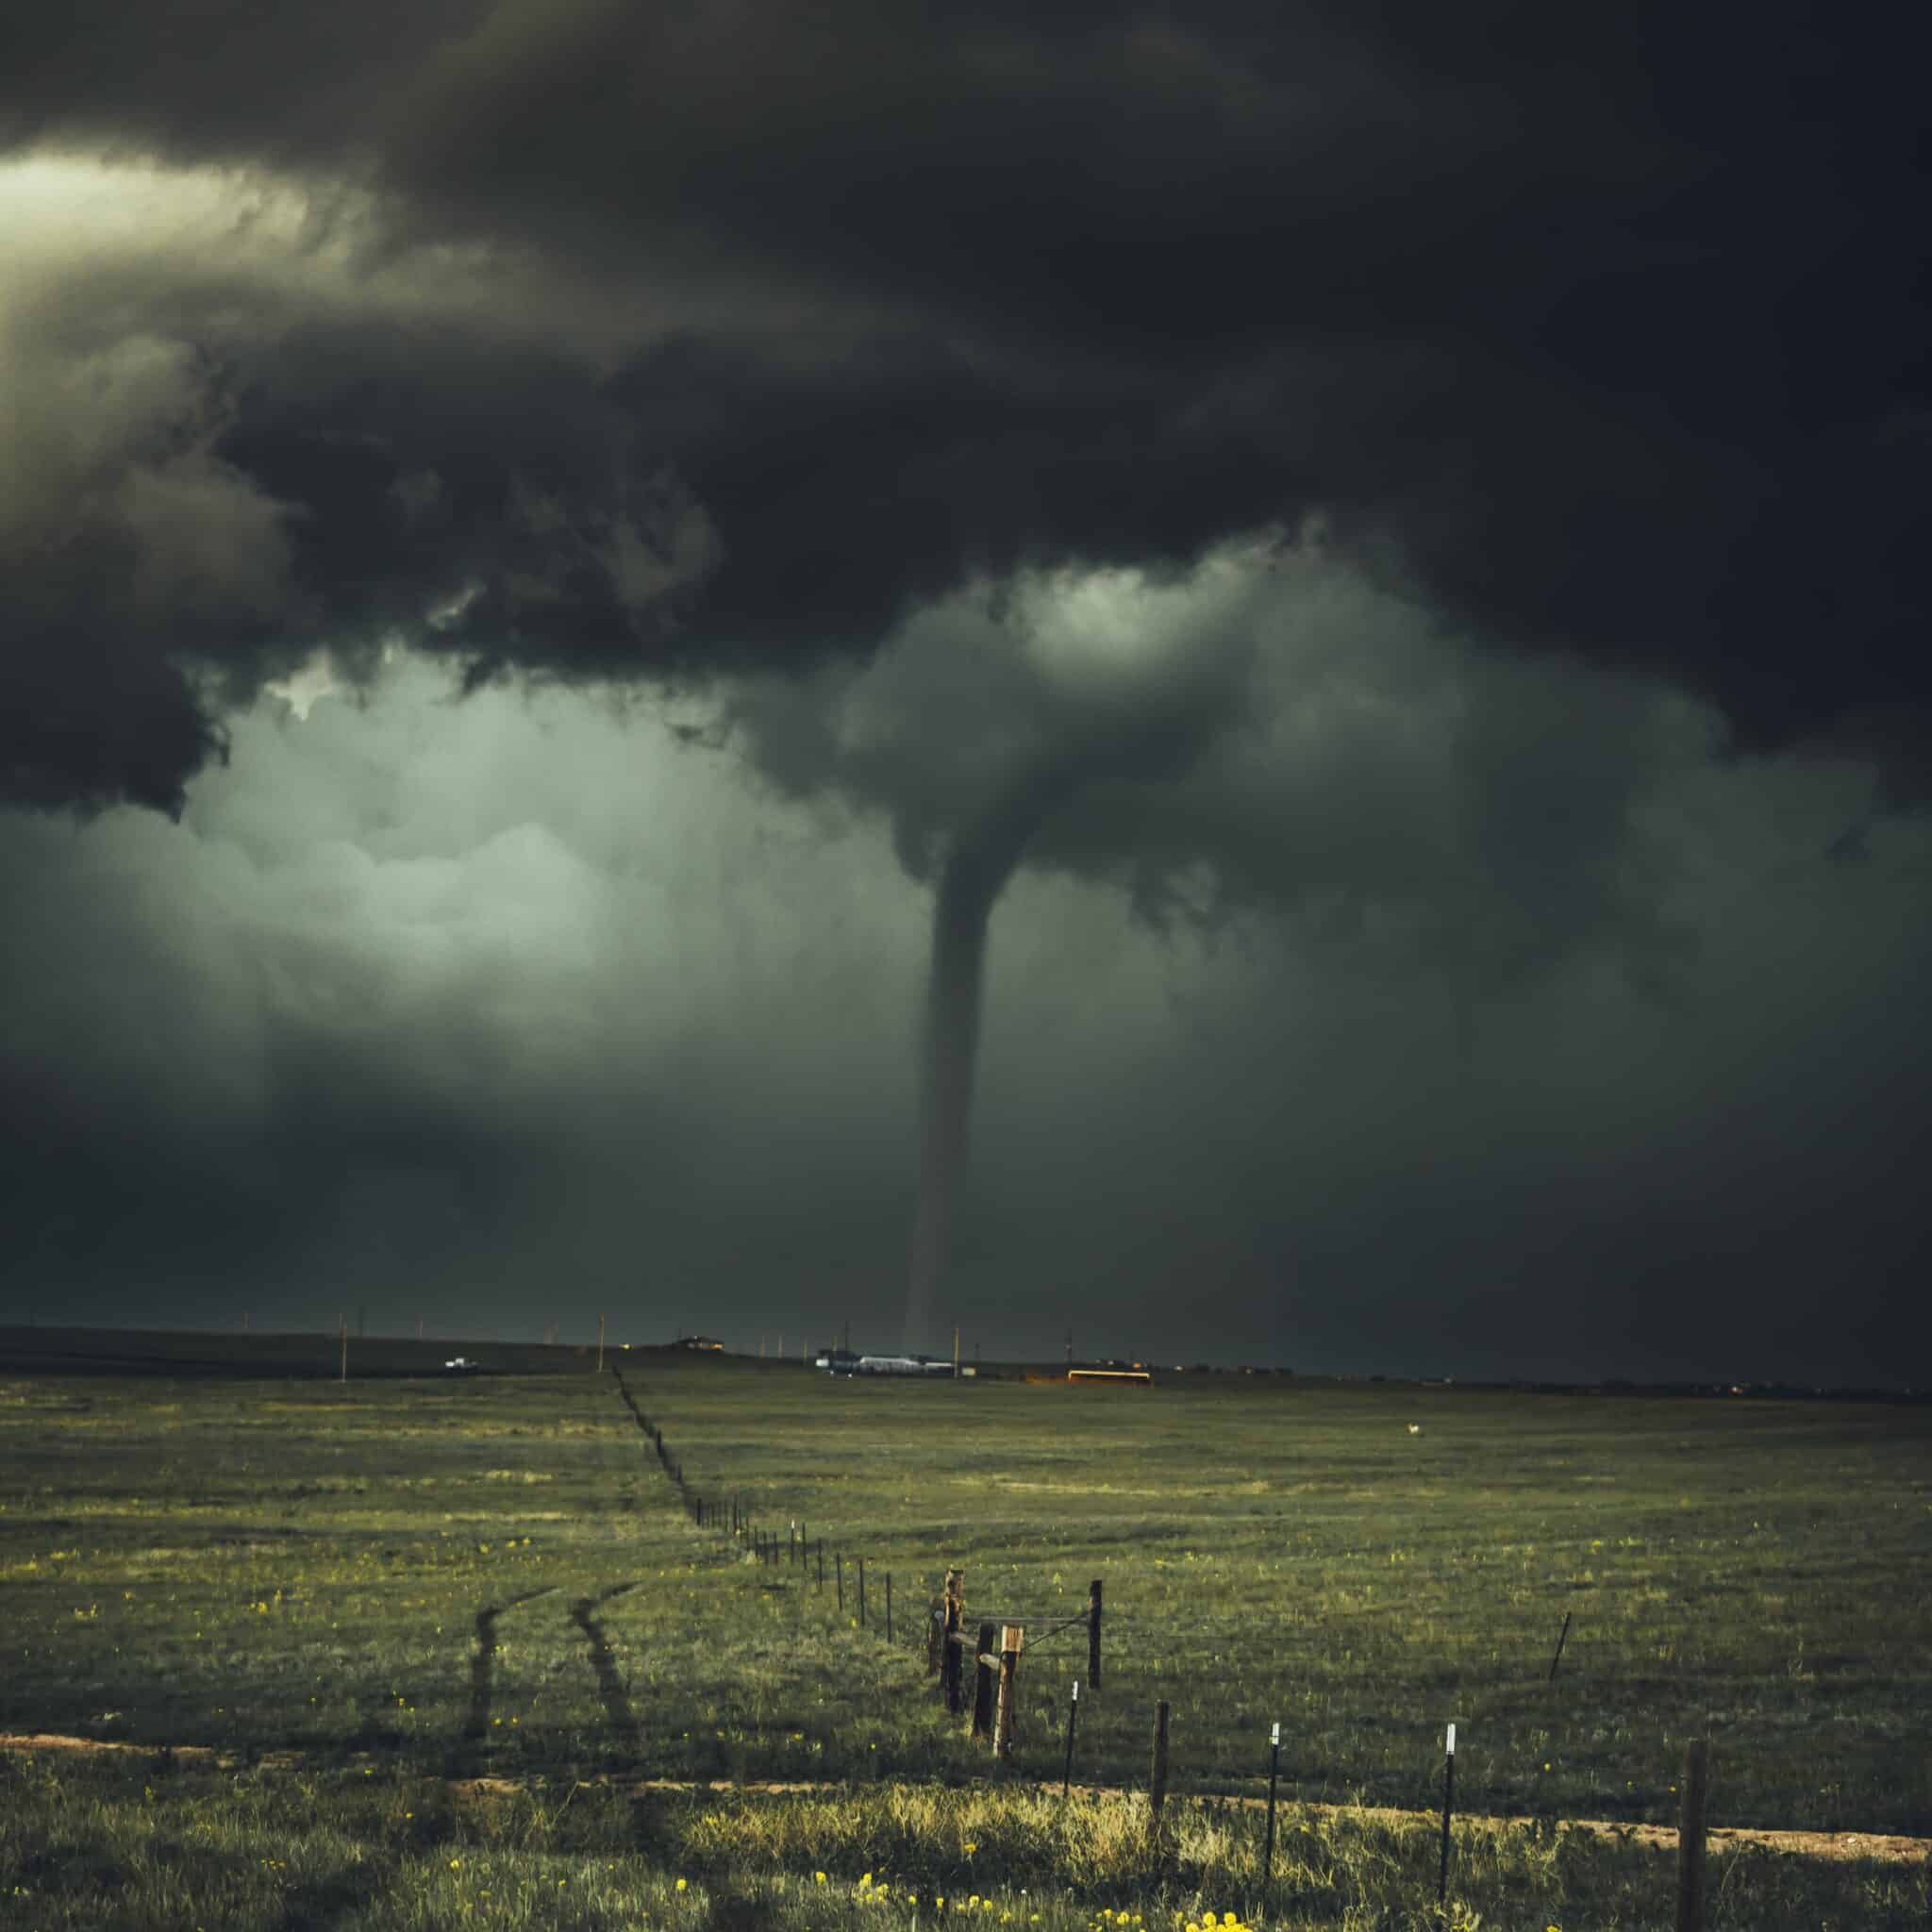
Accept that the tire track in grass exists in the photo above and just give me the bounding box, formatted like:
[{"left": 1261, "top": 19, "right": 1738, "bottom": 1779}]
[
  {"left": 571, "top": 1582, "right": 641, "bottom": 1751},
  {"left": 451, "top": 1586, "right": 558, "bottom": 1777}
]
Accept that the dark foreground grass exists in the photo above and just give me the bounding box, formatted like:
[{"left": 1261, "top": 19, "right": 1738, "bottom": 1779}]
[
  {"left": 5, "top": 1754, "right": 1926, "bottom": 1932},
  {"left": 0, "top": 1354, "right": 1927, "bottom": 1926}
]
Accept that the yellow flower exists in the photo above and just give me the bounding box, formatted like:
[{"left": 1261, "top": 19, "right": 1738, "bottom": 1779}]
[
  {"left": 675, "top": 1877, "right": 688, "bottom": 1892},
  {"left": 816, "top": 1873, "right": 827, "bottom": 1885}
]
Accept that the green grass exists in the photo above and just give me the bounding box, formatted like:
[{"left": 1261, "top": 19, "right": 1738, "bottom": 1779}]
[
  {"left": 4, "top": 1754, "right": 1925, "bottom": 1931},
  {"left": 1, "top": 1355, "right": 1926, "bottom": 1927}
]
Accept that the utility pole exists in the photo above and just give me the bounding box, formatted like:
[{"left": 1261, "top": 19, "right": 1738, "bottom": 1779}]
[
  {"left": 953, "top": 1325, "right": 960, "bottom": 1380},
  {"left": 339, "top": 1312, "right": 347, "bottom": 1384},
  {"left": 596, "top": 1312, "right": 606, "bottom": 1374}
]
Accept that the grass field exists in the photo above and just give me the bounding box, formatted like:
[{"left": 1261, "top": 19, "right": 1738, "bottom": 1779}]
[{"left": 2, "top": 1341, "right": 1927, "bottom": 1928}]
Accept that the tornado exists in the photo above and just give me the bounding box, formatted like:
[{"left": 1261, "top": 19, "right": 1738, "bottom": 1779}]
[
  {"left": 899, "top": 637, "right": 1241, "bottom": 1353},
  {"left": 903, "top": 776, "right": 1068, "bottom": 1353}
]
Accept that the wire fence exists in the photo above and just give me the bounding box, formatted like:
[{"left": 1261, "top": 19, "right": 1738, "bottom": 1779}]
[{"left": 605, "top": 1366, "right": 1728, "bottom": 1931}]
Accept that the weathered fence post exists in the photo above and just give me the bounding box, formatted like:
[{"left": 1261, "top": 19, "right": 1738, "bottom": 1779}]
[
  {"left": 1148, "top": 1700, "right": 1171, "bottom": 1838},
  {"left": 942, "top": 1570, "right": 966, "bottom": 1715},
  {"left": 1262, "top": 1719, "right": 1281, "bottom": 1907},
  {"left": 1676, "top": 1738, "right": 1709, "bottom": 1932},
  {"left": 992, "top": 1624, "right": 1023, "bottom": 1759},
  {"left": 1438, "top": 1723, "right": 1457, "bottom": 1913},
  {"left": 972, "top": 1620, "right": 998, "bottom": 1740},
  {"left": 1060, "top": 1679, "right": 1079, "bottom": 1796},
  {"left": 1088, "top": 1578, "right": 1103, "bottom": 1690}
]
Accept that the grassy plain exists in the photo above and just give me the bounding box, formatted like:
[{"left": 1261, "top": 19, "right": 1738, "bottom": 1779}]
[{"left": 1, "top": 1346, "right": 1927, "bottom": 1929}]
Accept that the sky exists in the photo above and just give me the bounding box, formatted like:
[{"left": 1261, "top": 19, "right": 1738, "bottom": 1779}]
[{"left": 1, "top": 5, "right": 1926, "bottom": 1383}]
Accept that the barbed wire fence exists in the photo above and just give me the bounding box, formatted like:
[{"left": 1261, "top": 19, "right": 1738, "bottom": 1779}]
[{"left": 606, "top": 1365, "right": 1724, "bottom": 1932}]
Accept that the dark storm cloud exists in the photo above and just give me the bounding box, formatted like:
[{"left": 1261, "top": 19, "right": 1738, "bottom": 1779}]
[
  {"left": 4, "top": 658, "right": 1925, "bottom": 1379},
  {"left": 3, "top": 3, "right": 1927, "bottom": 816},
  {"left": 4, "top": 6, "right": 1929, "bottom": 1383}
]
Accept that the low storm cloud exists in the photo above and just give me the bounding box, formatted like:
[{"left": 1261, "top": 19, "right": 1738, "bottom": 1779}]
[{"left": 2, "top": 4, "right": 1926, "bottom": 1380}]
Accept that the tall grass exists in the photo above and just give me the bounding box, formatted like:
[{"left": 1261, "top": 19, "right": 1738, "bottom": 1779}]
[{"left": 4, "top": 1755, "right": 1925, "bottom": 1931}]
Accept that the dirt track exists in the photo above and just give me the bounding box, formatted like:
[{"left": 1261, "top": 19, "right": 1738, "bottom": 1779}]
[{"left": 4, "top": 1731, "right": 1924, "bottom": 1868}]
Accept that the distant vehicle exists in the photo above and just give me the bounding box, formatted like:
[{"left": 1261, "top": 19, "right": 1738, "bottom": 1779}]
[
  {"left": 816, "top": 1350, "right": 955, "bottom": 1377},
  {"left": 443, "top": 1357, "right": 480, "bottom": 1372}
]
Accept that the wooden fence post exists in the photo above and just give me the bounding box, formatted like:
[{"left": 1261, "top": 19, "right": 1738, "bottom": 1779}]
[
  {"left": 1261, "top": 1720, "right": 1280, "bottom": 1907},
  {"left": 1088, "top": 1578, "right": 1103, "bottom": 1690},
  {"left": 992, "top": 1625, "right": 1023, "bottom": 1759},
  {"left": 942, "top": 1570, "right": 966, "bottom": 1714},
  {"left": 972, "top": 1620, "right": 998, "bottom": 1740},
  {"left": 1676, "top": 1738, "right": 1709, "bottom": 1932},
  {"left": 1148, "top": 1700, "right": 1170, "bottom": 1838}
]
